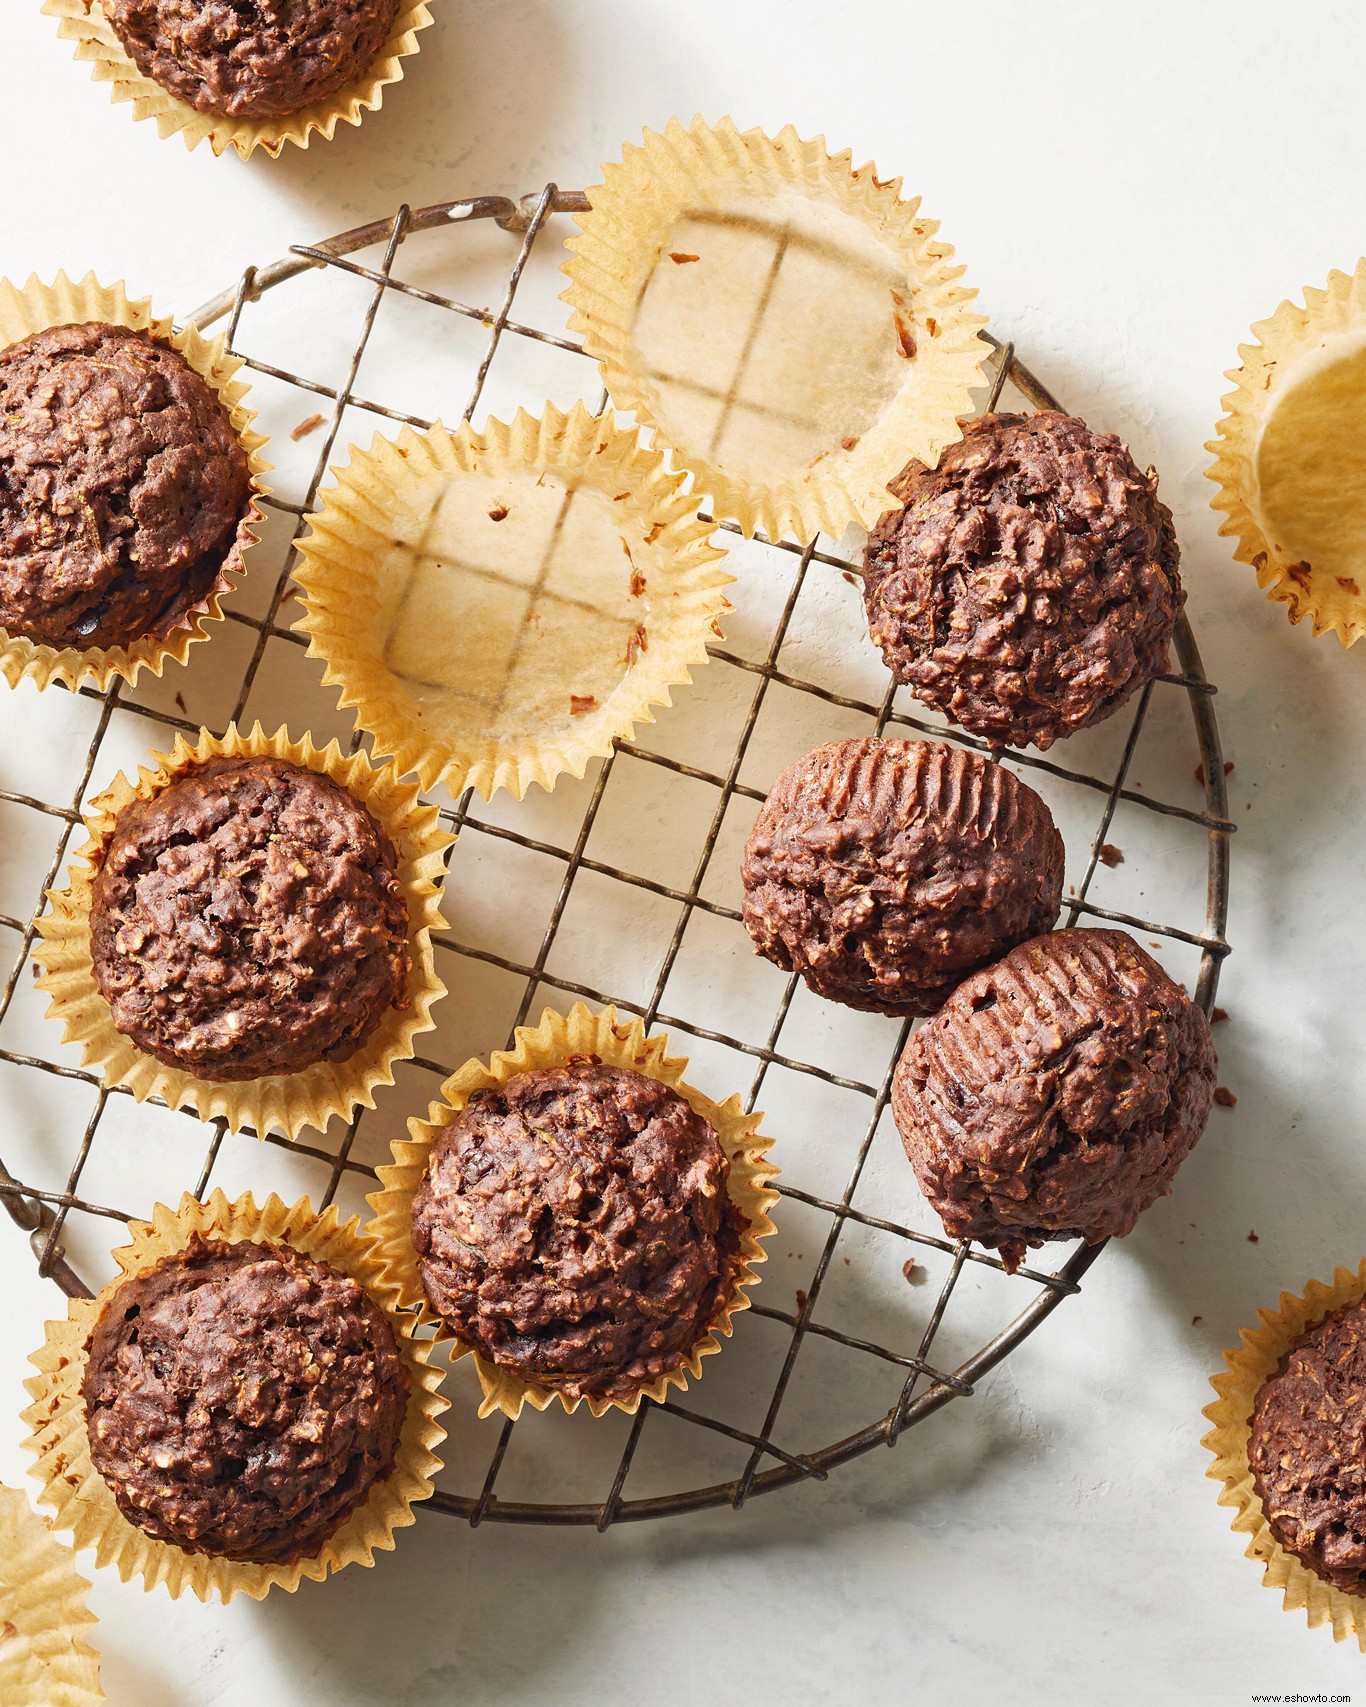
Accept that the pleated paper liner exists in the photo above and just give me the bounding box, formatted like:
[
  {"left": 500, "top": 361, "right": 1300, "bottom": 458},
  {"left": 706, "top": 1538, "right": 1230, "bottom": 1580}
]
[
  {"left": 1203, "top": 1259, "right": 1366, "bottom": 1648},
  {"left": 23, "top": 1190, "right": 448, "bottom": 1604},
  {"left": 42, "top": 0, "right": 432, "bottom": 159},
  {"left": 32, "top": 723, "right": 449, "bottom": 1140},
  {"left": 368, "top": 1002, "right": 780, "bottom": 1420},
  {"left": 561, "top": 116, "right": 990, "bottom": 545},
  {"left": 0, "top": 1484, "right": 103, "bottom": 1707},
  {"left": 1207, "top": 261, "right": 1366, "bottom": 646},
  {"left": 0, "top": 271, "right": 269, "bottom": 693},
  {"left": 293, "top": 403, "right": 733, "bottom": 801}
]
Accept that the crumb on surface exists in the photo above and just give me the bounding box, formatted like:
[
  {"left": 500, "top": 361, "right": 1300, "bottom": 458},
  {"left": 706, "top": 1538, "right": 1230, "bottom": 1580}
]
[
  {"left": 1214, "top": 1086, "right": 1237, "bottom": 1108},
  {"left": 1247, "top": 1228, "right": 1259, "bottom": 1243},
  {"left": 1211, "top": 1006, "right": 1229, "bottom": 1024},
  {"left": 569, "top": 694, "right": 597, "bottom": 716},
  {"left": 669, "top": 252, "right": 700, "bottom": 264},
  {"left": 1098, "top": 843, "right": 1123, "bottom": 867},
  {"left": 290, "top": 412, "right": 324, "bottom": 441}
]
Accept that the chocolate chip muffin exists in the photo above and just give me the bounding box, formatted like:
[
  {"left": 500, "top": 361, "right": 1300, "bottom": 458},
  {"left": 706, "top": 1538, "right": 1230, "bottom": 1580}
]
[
  {"left": 410, "top": 1062, "right": 747, "bottom": 1403},
  {"left": 83, "top": 1236, "right": 408, "bottom": 1565},
  {"left": 892, "top": 928, "right": 1215, "bottom": 1270},
  {"left": 90, "top": 756, "right": 410, "bottom": 1082},
  {"left": 741, "top": 737, "right": 1064, "bottom": 1015},
  {"left": 1248, "top": 1299, "right": 1366, "bottom": 1597},
  {"left": 862, "top": 411, "right": 1182, "bottom": 750},
  {"left": 0, "top": 322, "right": 250, "bottom": 651},
  {"left": 104, "top": 0, "right": 404, "bottom": 120}
]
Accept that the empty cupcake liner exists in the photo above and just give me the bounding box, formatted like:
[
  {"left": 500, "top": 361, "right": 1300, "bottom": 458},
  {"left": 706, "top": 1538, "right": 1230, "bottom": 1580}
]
[
  {"left": 1203, "top": 1258, "right": 1366, "bottom": 1648},
  {"left": 368, "top": 1001, "right": 780, "bottom": 1420},
  {"left": 1207, "top": 261, "right": 1366, "bottom": 645},
  {"left": 0, "top": 1484, "right": 103, "bottom": 1707},
  {"left": 562, "top": 115, "right": 990, "bottom": 545},
  {"left": 293, "top": 402, "right": 733, "bottom": 801},
  {"left": 32, "top": 722, "right": 449, "bottom": 1140},
  {"left": 23, "top": 1189, "right": 448, "bottom": 1604},
  {"left": 42, "top": 0, "right": 433, "bottom": 159},
  {"left": 0, "top": 272, "right": 269, "bottom": 693}
]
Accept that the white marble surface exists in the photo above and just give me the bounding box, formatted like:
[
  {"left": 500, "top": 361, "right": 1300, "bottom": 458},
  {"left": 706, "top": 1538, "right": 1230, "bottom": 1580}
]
[{"left": 1, "top": 2, "right": 1365, "bottom": 1702}]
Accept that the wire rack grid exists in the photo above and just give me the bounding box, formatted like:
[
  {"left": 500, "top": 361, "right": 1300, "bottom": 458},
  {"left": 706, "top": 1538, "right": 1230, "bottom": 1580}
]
[{"left": 0, "top": 186, "right": 1233, "bottom": 1528}]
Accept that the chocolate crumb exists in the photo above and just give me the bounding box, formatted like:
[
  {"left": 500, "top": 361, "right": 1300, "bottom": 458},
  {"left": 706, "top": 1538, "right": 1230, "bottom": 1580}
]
[
  {"left": 1192, "top": 1315, "right": 1202, "bottom": 1326},
  {"left": 1211, "top": 1006, "right": 1229, "bottom": 1024},
  {"left": 841, "top": 434, "right": 860, "bottom": 451},
  {"left": 795, "top": 1288, "right": 808, "bottom": 1312},
  {"left": 1247, "top": 1229, "right": 1259, "bottom": 1243},
  {"left": 1194, "top": 760, "right": 1235, "bottom": 786},
  {"left": 1098, "top": 843, "right": 1123, "bottom": 867},
  {"left": 0, "top": 1620, "right": 14, "bottom": 1642},
  {"left": 669, "top": 252, "right": 700, "bottom": 264},
  {"left": 625, "top": 625, "right": 648, "bottom": 666},
  {"left": 890, "top": 289, "right": 916, "bottom": 359},
  {"left": 290, "top": 413, "right": 324, "bottom": 441},
  {"left": 629, "top": 570, "right": 646, "bottom": 597},
  {"left": 842, "top": 570, "right": 859, "bottom": 586},
  {"left": 569, "top": 694, "right": 597, "bottom": 716},
  {"left": 174, "top": 691, "right": 187, "bottom": 714},
  {"left": 644, "top": 522, "right": 665, "bottom": 546},
  {"left": 901, "top": 1257, "right": 923, "bottom": 1284},
  {"left": 488, "top": 504, "right": 510, "bottom": 522},
  {"left": 1214, "top": 1086, "right": 1237, "bottom": 1108},
  {"left": 1337, "top": 575, "right": 1360, "bottom": 594}
]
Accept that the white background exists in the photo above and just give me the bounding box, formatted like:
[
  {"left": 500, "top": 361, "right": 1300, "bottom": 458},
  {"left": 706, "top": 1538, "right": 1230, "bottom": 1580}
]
[{"left": 1, "top": 2, "right": 1365, "bottom": 1703}]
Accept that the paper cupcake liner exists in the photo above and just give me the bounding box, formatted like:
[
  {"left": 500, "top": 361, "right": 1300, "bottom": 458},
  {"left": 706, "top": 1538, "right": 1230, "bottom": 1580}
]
[
  {"left": 1202, "top": 1258, "right": 1366, "bottom": 1648},
  {"left": 562, "top": 115, "right": 990, "bottom": 545},
  {"left": 0, "top": 1484, "right": 102, "bottom": 1707},
  {"left": 32, "top": 723, "right": 449, "bottom": 1139},
  {"left": 1207, "top": 261, "right": 1366, "bottom": 646},
  {"left": 293, "top": 402, "right": 733, "bottom": 801},
  {"left": 368, "top": 1001, "right": 780, "bottom": 1420},
  {"left": 23, "top": 1189, "right": 448, "bottom": 1604},
  {"left": 42, "top": 0, "right": 432, "bottom": 159},
  {"left": 0, "top": 271, "right": 270, "bottom": 693}
]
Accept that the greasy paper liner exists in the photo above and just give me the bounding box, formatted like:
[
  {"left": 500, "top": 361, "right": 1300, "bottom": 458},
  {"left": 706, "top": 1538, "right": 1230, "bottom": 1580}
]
[
  {"left": 294, "top": 402, "right": 732, "bottom": 801},
  {"left": 0, "top": 1485, "right": 102, "bottom": 1706},
  {"left": 0, "top": 272, "right": 269, "bottom": 693},
  {"left": 42, "top": 0, "right": 432, "bottom": 160},
  {"left": 562, "top": 115, "right": 990, "bottom": 544},
  {"left": 22, "top": 1190, "right": 448, "bottom": 1604},
  {"left": 1207, "top": 261, "right": 1366, "bottom": 645},
  {"left": 1202, "top": 1258, "right": 1366, "bottom": 1648},
  {"left": 32, "top": 723, "right": 449, "bottom": 1139},
  {"left": 368, "top": 1002, "right": 780, "bottom": 1419}
]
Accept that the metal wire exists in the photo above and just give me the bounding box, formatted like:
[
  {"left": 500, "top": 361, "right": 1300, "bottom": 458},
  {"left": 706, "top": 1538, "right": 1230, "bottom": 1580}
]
[{"left": 0, "top": 188, "right": 1232, "bottom": 1527}]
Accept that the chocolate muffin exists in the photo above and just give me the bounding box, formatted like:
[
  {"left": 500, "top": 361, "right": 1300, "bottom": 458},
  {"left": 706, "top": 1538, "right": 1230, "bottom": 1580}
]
[
  {"left": 410, "top": 1062, "right": 746, "bottom": 1402},
  {"left": 104, "top": 0, "right": 404, "bottom": 120},
  {"left": 90, "top": 756, "right": 410, "bottom": 1082},
  {"left": 1249, "top": 1301, "right": 1366, "bottom": 1596},
  {"left": 83, "top": 1236, "right": 408, "bottom": 1565},
  {"left": 0, "top": 322, "right": 250, "bottom": 652},
  {"left": 740, "top": 736, "right": 1064, "bottom": 1016},
  {"left": 862, "top": 411, "right": 1182, "bottom": 750},
  {"left": 892, "top": 928, "right": 1215, "bottom": 1270}
]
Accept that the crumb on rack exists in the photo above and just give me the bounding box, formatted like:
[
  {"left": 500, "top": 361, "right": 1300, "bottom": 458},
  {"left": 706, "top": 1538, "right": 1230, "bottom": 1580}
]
[
  {"left": 1211, "top": 1006, "right": 1229, "bottom": 1024},
  {"left": 1098, "top": 843, "right": 1123, "bottom": 867},
  {"left": 902, "top": 1257, "right": 925, "bottom": 1285},
  {"left": 1194, "top": 760, "right": 1235, "bottom": 786}
]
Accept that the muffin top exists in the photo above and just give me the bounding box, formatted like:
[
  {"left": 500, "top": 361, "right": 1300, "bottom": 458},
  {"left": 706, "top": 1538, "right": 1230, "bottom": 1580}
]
[
  {"left": 741, "top": 736, "right": 1064, "bottom": 1016},
  {"left": 411, "top": 1062, "right": 746, "bottom": 1402},
  {"left": 90, "top": 756, "right": 410, "bottom": 1082},
  {"left": 892, "top": 928, "right": 1215, "bottom": 1270},
  {"left": 104, "top": 0, "right": 404, "bottom": 120},
  {"left": 83, "top": 1236, "right": 408, "bottom": 1565},
  {"left": 0, "top": 322, "right": 249, "bottom": 651},
  {"left": 862, "top": 411, "right": 1182, "bottom": 750},
  {"left": 1250, "top": 1300, "right": 1366, "bottom": 1597}
]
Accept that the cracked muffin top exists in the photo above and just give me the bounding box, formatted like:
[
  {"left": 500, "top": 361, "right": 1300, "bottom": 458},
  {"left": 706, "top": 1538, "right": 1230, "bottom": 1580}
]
[{"left": 862, "top": 411, "right": 1181, "bottom": 750}]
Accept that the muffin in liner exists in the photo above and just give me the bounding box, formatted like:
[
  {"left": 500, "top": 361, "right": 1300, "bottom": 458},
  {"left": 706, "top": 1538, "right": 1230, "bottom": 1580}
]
[
  {"left": 42, "top": 0, "right": 433, "bottom": 160},
  {"left": 0, "top": 272, "right": 269, "bottom": 693},
  {"left": 1203, "top": 1259, "right": 1366, "bottom": 1647},
  {"left": 0, "top": 1484, "right": 102, "bottom": 1706},
  {"left": 1207, "top": 261, "right": 1366, "bottom": 645},
  {"left": 562, "top": 116, "right": 990, "bottom": 544},
  {"left": 368, "top": 1002, "right": 780, "bottom": 1419},
  {"left": 23, "top": 1189, "right": 447, "bottom": 1603},
  {"left": 32, "top": 722, "right": 449, "bottom": 1139},
  {"left": 293, "top": 402, "right": 733, "bottom": 800}
]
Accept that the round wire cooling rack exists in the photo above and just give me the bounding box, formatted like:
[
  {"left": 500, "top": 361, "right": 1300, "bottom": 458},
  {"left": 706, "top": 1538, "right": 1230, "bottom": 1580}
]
[{"left": 0, "top": 187, "right": 1233, "bottom": 1529}]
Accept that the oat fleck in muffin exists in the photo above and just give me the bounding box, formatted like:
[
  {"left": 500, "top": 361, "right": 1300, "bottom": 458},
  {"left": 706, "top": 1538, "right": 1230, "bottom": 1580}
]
[
  {"left": 103, "top": 0, "right": 404, "bottom": 120},
  {"left": 410, "top": 1062, "right": 746, "bottom": 1403},
  {"left": 83, "top": 1237, "right": 408, "bottom": 1564},
  {"left": 741, "top": 736, "right": 1064, "bottom": 1015},
  {"left": 89, "top": 756, "right": 410, "bottom": 1081},
  {"left": 1249, "top": 1299, "right": 1366, "bottom": 1597},
  {"left": 0, "top": 323, "right": 249, "bottom": 651},
  {"left": 862, "top": 411, "right": 1182, "bottom": 749},
  {"left": 892, "top": 927, "right": 1216, "bottom": 1270}
]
